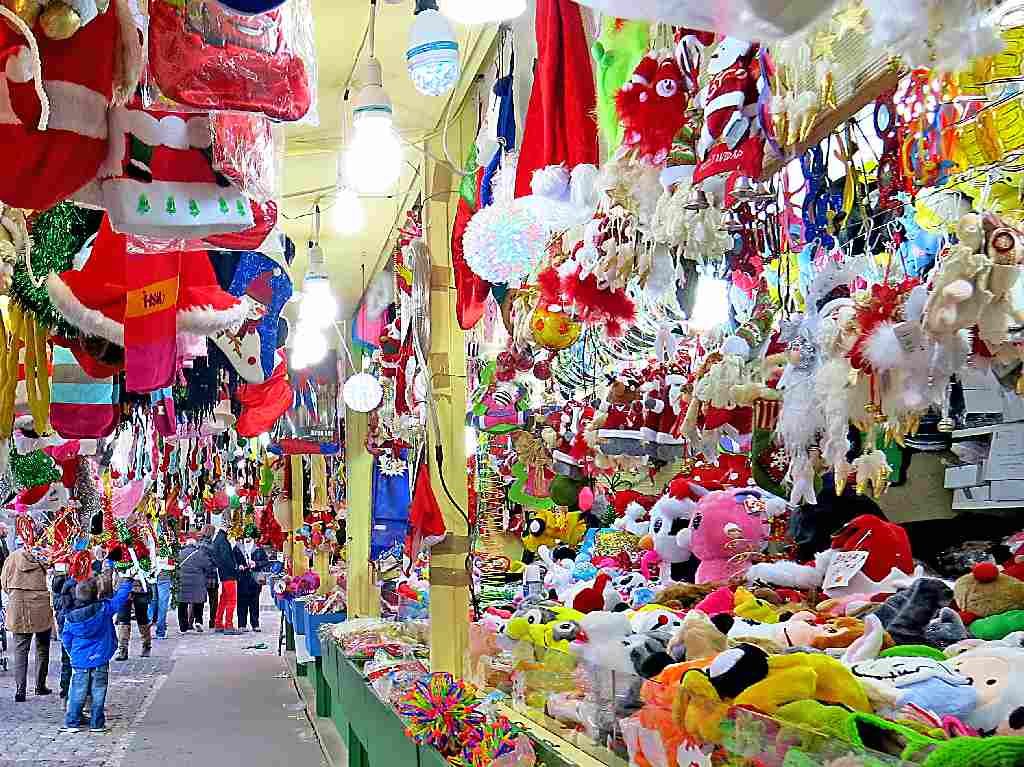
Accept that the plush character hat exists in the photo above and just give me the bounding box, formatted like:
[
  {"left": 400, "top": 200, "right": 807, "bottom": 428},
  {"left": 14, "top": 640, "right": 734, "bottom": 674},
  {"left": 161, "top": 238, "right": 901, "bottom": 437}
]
[{"left": 832, "top": 514, "right": 914, "bottom": 582}]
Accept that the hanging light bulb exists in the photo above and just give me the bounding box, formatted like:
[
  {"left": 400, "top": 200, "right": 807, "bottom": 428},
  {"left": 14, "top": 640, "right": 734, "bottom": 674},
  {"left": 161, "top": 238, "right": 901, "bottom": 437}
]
[
  {"left": 298, "top": 277, "right": 338, "bottom": 331},
  {"left": 688, "top": 273, "right": 731, "bottom": 332},
  {"left": 331, "top": 185, "right": 365, "bottom": 235},
  {"left": 291, "top": 325, "right": 329, "bottom": 369},
  {"left": 346, "top": 56, "right": 403, "bottom": 194},
  {"left": 438, "top": 0, "right": 525, "bottom": 24},
  {"left": 407, "top": 0, "right": 459, "bottom": 96}
]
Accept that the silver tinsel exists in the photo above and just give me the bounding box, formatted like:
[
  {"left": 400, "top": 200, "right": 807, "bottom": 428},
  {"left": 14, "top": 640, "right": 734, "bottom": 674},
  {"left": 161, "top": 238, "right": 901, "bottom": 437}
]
[{"left": 75, "top": 457, "right": 101, "bottom": 532}]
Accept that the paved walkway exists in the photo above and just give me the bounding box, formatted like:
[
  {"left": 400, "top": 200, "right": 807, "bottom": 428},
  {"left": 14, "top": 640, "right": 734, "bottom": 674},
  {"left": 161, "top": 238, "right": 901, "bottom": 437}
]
[{"left": 0, "top": 601, "right": 326, "bottom": 767}]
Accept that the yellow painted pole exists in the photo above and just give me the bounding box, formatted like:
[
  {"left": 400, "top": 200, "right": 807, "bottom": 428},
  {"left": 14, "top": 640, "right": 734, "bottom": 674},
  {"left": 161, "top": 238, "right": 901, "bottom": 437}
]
[
  {"left": 344, "top": 345, "right": 380, "bottom": 617},
  {"left": 423, "top": 93, "right": 482, "bottom": 675},
  {"left": 290, "top": 455, "right": 307, "bottom": 577}
]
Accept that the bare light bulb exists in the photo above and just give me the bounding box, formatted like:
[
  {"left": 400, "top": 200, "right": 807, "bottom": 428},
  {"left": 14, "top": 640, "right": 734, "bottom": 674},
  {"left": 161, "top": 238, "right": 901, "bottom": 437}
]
[{"left": 332, "top": 186, "right": 365, "bottom": 235}]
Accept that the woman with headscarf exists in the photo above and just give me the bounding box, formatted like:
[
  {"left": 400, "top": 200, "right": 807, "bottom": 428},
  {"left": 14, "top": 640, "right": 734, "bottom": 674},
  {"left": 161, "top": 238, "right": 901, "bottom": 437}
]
[{"left": 176, "top": 532, "right": 217, "bottom": 633}]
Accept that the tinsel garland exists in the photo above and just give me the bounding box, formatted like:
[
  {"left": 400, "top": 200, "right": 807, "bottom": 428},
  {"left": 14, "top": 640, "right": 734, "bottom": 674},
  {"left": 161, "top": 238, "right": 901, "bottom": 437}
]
[
  {"left": 13, "top": 203, "right": 102, "bottom": 336},
  {"left": 10, "top": 449, "right": 61, "bottom": 489},
  {"left": 114, "top": 518, "right": 132, "bottom": 545},
  {"left": 74, "top": 458, "right": 100, "bottom": 531}
]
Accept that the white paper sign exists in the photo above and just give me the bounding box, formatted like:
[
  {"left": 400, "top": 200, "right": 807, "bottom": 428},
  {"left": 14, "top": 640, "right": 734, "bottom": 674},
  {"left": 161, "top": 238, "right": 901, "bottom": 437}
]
[
  {"left": 824, "top": 550, "right": 870, "bottom": 591},
  {"left": 988, "top": 425, "right": 1024, "bottom": 481}
]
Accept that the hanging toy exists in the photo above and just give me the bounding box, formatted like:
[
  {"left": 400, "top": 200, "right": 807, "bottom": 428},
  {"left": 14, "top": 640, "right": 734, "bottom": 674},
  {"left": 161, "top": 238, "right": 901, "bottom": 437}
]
[{"left": 615, "top": 50, "right": 689, "bottom": 166}]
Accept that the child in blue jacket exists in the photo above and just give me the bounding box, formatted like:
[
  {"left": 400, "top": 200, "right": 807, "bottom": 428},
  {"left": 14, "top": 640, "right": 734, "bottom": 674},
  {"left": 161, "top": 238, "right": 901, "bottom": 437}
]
[{"left": 60, "top": 576, "right": 134, "bottom": 732}]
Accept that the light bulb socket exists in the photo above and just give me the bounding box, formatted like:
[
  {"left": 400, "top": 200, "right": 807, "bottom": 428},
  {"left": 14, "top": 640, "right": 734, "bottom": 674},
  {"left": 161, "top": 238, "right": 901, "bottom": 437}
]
[{"left": 354, "top": 57, "right": 392, "bottom": 123}]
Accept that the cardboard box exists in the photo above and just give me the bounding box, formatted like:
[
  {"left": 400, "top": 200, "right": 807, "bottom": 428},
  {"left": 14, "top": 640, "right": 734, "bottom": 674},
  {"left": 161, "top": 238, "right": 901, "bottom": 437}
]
[
  {"left": 944, "top": 464, "right": 982, "bottom": 489},
  {"left": 990, "top": 479, "right": 1024, "bottom": 502},
  {"left": 953, "top": 486, "right": 991, "bottom": 505}
]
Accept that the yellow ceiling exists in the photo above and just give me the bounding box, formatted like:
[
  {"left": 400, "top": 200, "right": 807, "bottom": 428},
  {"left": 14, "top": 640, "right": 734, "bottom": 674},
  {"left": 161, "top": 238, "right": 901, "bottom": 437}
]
[{"left": 281, "top": 0, "right": 497, "bottom": 317}]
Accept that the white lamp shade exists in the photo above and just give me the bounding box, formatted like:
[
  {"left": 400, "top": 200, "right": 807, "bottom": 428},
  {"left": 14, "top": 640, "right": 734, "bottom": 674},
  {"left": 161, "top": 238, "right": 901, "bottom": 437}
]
[
  {"left": 343, "top": 373, "right": 384, "bottom": 412},
  {"left": 408, "top": 8, "right": 460, "bottom": 96}
]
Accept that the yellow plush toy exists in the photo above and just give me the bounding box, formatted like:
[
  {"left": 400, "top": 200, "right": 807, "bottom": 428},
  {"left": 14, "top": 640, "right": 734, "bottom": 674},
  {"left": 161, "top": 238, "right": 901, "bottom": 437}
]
[
  {"left": 733, "top": 587, "right": 781, "bottom": 623},
  {"left": 673, "top": 645, "right": 872, "bottom": 744},
  {"left": 521, "top": 508, "right": 588, "bottom": 556}
]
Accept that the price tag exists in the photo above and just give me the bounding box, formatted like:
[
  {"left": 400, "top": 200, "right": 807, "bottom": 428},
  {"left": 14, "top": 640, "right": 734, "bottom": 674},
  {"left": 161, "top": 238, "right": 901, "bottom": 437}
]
[{"left": 824, "top": 550, "right": 870, "bottom": 591}]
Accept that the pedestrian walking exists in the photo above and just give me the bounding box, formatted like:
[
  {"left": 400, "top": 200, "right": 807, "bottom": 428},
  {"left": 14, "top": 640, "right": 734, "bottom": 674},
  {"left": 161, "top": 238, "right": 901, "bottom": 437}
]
[
  {"left": 52, "top": 571, "right": 77, "bottom": 701},
  {"left": 148, "top": 556, "right": 173, "bottom": 640},
  {"left": 234, "top": 527, "right": 268, "bottom": 632},
  {"left": 112, "top": 558, "right": 152, "bottom": 660},
  {"left": 210, "top": 524, "right": 239, "bottom": 633},
  {"left": 176, "top": 535, "right": 216, "bottom": 632},
  {"left": 1, "top": 547, "right": 53, "bottom": 702},
  {"left": 198, "top": 526, "right": 219, "bottom": 628},
  {"left": 61, "top": 576, "right": 134, "bottom": 732}
]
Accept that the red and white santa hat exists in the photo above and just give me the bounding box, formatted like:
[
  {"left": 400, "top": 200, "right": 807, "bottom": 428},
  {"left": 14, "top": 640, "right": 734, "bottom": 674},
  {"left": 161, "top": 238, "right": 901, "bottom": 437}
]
[{"left": 177, "top": 253, "right": 248, "bottom": 336}]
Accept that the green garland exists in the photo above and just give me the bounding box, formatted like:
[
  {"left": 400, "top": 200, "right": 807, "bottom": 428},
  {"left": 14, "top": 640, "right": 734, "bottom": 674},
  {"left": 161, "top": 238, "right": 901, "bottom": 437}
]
[
  {"left": 11, "top": 203, "right": 102, "bottom": 336},
  {"left": 10, "top": 449, "right": 61, "bottom": 489}
]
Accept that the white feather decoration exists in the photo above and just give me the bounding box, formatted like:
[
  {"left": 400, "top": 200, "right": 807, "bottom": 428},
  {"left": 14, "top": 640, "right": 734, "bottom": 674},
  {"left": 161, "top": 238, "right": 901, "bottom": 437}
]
[{"left": 863, "top": 321, "right": 906, "bottom": 373}]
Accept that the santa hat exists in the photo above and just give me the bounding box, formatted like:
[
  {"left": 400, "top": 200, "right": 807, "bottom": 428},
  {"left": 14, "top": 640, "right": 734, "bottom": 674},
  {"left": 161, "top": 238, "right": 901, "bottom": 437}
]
[
  {"left": 611, "top": 489, "right": 657, "bottom": 518},
  {"left": 47, "top": 217, "right": 127, "bottom": 347},
  {"left": 177, "top": 253, "right": 247, "bottom": 336},
  {"left": 0, "top": 1, "right": 116, "bottom": 209},
  {"left": 405, "top": 463, "right": 447, "bottom": 565},
  {"left": 514, "top": 0, "right": 599, "bottom": 198}
]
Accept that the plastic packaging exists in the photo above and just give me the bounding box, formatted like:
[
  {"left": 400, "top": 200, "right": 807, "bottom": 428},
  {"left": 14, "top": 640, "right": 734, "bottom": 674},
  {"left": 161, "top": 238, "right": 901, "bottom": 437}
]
[
  {"left": 570, "top": 0, "right": 838, "bottom": 41},
  {"left": 146, "top": 0, "right": 318, "bottom": 123},
  {"left": 211, "top": 112, "right": 282, "bottom": 204}
]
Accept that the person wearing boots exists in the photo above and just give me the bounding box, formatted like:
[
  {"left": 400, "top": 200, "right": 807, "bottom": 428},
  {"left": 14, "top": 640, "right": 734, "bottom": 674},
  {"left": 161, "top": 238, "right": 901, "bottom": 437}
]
[
  {"left": 114, "top": 566, "right": 152, "bottom": 660},
  {"left": 176, "top": 534, "right": 216, "bottom": 632},
  {"left": 234, "top": 526, "right": 268, "bottom": 632},
  {"left": 1, "top": 546, "right": 53, "bottom": 702},
  {"left": 210, "top": 521, "right": 240, "bottom": 633},
  {"left": 198, "top": 525, "right": 219, "bottom": 628}
]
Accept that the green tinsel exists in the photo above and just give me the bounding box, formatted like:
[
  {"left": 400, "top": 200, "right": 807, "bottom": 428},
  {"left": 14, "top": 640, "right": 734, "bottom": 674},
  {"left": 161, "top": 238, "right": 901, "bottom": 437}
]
[
  {"left": 10, "top": 450, "right": 61, "bottom": 490},
  {"left": 114, "top": 518, "right": 132, "bottom": 545},
  {"left": 12, "top": 203, "right": 102, "bottom": 335}
]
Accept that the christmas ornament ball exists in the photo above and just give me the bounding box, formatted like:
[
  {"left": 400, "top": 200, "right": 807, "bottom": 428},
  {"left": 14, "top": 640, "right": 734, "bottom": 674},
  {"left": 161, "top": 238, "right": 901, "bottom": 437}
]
[{"left": 532, "top": 304, "right": 581, "bottom": 350}]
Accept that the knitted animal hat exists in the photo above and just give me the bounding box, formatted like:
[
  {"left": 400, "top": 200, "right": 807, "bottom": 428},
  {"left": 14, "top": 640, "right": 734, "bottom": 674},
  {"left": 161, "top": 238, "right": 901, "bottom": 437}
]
[{"left": 148, "top": 0, "right": 312, "bottom": 122}]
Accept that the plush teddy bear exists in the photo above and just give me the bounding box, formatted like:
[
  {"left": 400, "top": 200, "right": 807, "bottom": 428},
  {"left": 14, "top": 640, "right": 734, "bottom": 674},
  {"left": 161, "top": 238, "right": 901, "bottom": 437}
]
[
  {"left": 955, "top": 562, "right": 1024, "bottom": 620},
  {"left": 923, "top": 213, "right": 991, "bottom": 336},
  {"left": 689, "top": 487, "right": 778, "bottom": 583}
]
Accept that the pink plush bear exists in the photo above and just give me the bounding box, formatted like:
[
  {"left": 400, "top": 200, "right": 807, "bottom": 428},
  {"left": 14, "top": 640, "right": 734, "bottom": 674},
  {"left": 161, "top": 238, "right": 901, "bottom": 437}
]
[{"left": 689, "top": 488, "right": 772, "bottom": 583}]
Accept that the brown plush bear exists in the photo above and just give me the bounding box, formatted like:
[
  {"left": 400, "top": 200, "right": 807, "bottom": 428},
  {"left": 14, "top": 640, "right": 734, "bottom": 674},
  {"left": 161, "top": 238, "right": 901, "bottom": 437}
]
[
  {"left": 654, "top": 582, "right": 717, "bottom": 611},
  {"left": 954, "top": 562, "right": 1024, "bottom": 620}
]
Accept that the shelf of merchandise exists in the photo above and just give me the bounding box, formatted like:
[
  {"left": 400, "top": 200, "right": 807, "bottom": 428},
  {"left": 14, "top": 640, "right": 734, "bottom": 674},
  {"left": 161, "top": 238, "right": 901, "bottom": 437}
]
[{"left": 314, "top": 639, "right": 584, "bottom": 767}]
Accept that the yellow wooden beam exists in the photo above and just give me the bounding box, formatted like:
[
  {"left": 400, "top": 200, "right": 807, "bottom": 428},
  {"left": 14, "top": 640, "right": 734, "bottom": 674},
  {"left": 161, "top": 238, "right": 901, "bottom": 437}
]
[
  {"left": 344, "top": 345, "right": 380, "bottom": 618},
  {"left": 290, "top": 455, "right": 307, "bottom": 577}
]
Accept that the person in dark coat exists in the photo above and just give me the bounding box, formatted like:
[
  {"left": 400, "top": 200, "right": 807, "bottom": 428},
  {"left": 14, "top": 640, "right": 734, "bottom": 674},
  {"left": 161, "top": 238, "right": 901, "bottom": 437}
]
[
  {"left": 210, "top": 525, "right": 239, "bottom": 633},
  {"left": 176, "top": 536, "right": 217, "bottom": 633},
  {"left": 52, "top": 573, "right": 77, "bottom": 700},
  {"left": 233, "top": 526, "right": 269, "bottom": 632}
]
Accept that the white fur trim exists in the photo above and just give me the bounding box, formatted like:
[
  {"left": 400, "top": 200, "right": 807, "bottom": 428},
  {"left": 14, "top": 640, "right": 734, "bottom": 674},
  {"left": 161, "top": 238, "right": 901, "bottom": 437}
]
[
  {"left": 177, "top": 300, "right": 248, "bottom": 337},
  {"left": 46, "top": 81, "right": 108, "bottom": 139},
  {"left": 102, "top": 108, "right": 211, "bottom": 178},
  {"left": 651, "top": 495, "right": 695, "bottom": 519},
  {"left": 746, "top": 552, "right": 827, "bottom": 590},
  {"left": 46, "top": 271, "right": 124, "bottom": 346},
  {"left": 0, "top": 7, "right": 48, "bottom": 129}
]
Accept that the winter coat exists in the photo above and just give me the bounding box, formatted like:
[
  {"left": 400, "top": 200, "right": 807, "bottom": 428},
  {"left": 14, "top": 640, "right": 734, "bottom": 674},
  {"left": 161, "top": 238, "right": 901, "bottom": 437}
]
[
  {"left": 53, "top": 575, "right": 77, "bottom": 633},
  {"left": 62, "top": 580, "right": 133, "bottom": 669},
  {"left": 211, "top": 530, "right": 238, "bottom": 582},
  {"left": 178, "top": 543, "right": 216, "bottom": 604},
  {"left": 234, "top": 544, "right": 269, "bottom": 597},
  {"left": 1, "top": 548, "right": 53, "bottom": 634}
]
